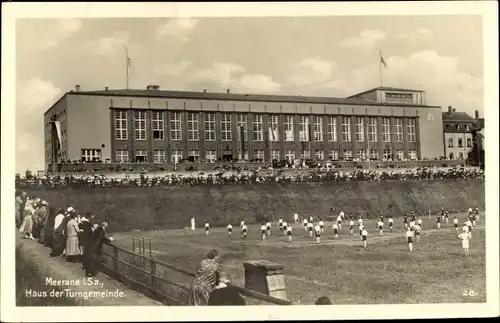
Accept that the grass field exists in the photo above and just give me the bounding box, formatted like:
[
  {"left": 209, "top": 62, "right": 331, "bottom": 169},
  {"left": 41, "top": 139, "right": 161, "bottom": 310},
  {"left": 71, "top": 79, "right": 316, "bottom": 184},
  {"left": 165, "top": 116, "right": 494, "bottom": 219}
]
[{"left": 112, "top": 212, "right": 486, "bottom": 305}]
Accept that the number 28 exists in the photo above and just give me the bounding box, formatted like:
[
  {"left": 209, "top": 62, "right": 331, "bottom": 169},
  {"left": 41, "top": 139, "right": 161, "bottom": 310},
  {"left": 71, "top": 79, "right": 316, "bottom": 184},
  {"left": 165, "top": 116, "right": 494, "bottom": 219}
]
[{"left": 462, "top": 290, "right": 476, "bottom": 296}]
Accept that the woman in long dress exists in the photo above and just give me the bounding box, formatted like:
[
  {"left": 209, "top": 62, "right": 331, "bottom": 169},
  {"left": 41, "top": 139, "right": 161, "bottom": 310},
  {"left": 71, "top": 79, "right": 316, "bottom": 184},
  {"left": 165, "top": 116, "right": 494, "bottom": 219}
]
[
  {"left": 19, "top": 201, "right": 35, "bottom": 240},
  {"left": 190, "top": 249, "right": 221, "bottom": 306},
  {"left": 65, "top": 214, "right": 82, "bottom": 262}
]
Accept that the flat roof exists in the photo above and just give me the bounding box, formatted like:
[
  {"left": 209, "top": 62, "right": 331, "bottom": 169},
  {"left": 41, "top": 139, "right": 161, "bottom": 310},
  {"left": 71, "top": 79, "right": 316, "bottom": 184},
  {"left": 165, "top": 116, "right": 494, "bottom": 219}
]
[
  {"left": 62, "top": 87, "right": 438, "bottom": 108},
  {"left": 347, "top": 86, "right": 426, "bottom": 98}
]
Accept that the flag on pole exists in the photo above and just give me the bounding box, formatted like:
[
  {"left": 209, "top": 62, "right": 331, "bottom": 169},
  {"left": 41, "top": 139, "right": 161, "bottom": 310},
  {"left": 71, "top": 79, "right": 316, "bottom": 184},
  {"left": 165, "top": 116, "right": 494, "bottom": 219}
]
[
  {"left": 128, "top": 57, "right": 131, "bottom": 67},
  {"left": 379, "top": 50, "right": 387, "bottom": 68}
]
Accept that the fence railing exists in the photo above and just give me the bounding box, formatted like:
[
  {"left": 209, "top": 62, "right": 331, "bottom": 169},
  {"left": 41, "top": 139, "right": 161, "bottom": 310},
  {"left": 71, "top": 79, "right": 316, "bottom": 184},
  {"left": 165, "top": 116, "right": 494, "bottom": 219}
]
[{"left": 99, "top": 242, "right": 292, "bottom": 306}]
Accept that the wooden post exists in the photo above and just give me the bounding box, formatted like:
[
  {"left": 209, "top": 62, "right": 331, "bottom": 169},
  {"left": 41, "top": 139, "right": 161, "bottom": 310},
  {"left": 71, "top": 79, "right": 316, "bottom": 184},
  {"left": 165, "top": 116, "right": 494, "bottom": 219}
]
[
  {"left": 113, "top": 246, "right": 119, "bottom": 271},
  {"left": 150, "top": 259, "right": 156, "bottom": 287}
]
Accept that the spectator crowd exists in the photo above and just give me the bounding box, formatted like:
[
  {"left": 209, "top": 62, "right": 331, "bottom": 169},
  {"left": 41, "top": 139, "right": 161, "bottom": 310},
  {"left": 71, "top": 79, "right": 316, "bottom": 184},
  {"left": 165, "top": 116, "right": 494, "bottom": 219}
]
[
  {"left": 16, "top": 191, "right": 114, "bottom": 277},
  {"left": 16, "top": 167, "right": 484, "bottom": 189}
]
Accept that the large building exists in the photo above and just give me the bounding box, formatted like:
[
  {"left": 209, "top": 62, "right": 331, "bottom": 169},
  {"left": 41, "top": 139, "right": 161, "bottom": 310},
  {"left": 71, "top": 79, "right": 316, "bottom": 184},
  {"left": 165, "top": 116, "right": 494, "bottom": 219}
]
[
  {"left": 44, "top": 85, "right": 445, "bottom": 170},
  {"left": 442, "top": 106, "right": 477, "bottom": 160}
]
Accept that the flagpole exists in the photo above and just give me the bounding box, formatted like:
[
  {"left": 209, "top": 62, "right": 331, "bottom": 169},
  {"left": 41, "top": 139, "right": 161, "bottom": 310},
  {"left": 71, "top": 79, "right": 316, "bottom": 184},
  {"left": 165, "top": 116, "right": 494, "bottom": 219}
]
[
  {"left": 379, "top": 50, "right": 383, "bottom": 87},
  {"left": 126, "top": 47, "right": 129, "bottom": 89}
]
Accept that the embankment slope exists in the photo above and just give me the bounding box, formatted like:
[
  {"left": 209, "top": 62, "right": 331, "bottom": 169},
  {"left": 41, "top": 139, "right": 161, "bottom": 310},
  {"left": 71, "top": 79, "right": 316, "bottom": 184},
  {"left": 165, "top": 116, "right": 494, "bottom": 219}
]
[{"left": 22, "top": 179, "right": 484, "bottom": 232}]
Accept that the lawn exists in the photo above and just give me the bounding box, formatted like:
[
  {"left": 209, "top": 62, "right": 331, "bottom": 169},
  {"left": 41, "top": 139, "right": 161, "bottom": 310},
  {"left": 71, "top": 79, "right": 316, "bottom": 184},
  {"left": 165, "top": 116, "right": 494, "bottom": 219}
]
[{"left": 112, "top": 212, "right": 486, "bottom": 305}]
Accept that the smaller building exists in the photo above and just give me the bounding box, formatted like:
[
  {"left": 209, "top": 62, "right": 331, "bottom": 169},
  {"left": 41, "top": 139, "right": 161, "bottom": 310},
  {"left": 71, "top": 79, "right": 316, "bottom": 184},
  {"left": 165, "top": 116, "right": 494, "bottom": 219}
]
[{"left": 442, "top": 106, "right": 475, "bottom": 160}]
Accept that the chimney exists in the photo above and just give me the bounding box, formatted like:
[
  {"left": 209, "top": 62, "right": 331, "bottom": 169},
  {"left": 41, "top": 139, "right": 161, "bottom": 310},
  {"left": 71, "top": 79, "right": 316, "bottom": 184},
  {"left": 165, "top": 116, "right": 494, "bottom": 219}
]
[
  {"left": 105, "top": 86, "right": 109, "bottom": 91},
  {"left": 203, "top": 89, "right": 207, "bottom": 93},
  {"left": 448, "top": 106, "right": 452, "bottom": 114},
  {"left": 75, "top": 84, "right": 81, "bottom": 92},
  {"left": 475, "top": 110, "right": 479, "bottom": 119},
  {"left": 226, "top": 89, "right": 230, "bottom": 94},
  {"left": 452, "top": 108, "right": 456, "bottom": 113}
]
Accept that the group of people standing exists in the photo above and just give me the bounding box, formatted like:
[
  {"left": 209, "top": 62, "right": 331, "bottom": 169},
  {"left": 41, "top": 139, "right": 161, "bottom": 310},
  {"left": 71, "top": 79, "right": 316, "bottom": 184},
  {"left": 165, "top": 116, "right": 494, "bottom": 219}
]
[{"left": 16, "top": 190, "right": 114, "bottom": 277}]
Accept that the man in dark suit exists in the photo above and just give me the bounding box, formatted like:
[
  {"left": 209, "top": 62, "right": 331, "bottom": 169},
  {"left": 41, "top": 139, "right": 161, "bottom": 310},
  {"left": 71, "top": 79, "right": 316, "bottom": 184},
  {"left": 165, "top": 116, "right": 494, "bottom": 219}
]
[
  {"left": 207, "top": 271, "right": 246, "bottom": 306},
  {"left": 93, "top": 221, "right": 113, "bottom": 274},
  {"left": 79, "top": 214, "right": 96, "bottom": 276}
]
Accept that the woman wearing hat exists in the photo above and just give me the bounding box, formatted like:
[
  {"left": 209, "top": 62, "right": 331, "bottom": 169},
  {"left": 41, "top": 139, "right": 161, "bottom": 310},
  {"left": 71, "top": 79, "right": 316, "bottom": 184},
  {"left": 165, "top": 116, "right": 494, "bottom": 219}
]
[
  {"left": 65, "top": 213, "right": 82, "bottom": 262},
  {"left": 190, "top": 249, "right": 221, "bottom": 306},
  {"left": 19, "top": 200, "right": 35, "bottom": 240}
]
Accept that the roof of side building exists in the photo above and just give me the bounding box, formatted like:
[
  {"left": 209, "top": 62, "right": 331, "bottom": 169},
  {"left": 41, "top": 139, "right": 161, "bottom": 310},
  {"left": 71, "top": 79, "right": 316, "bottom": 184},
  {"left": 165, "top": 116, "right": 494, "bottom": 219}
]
[{"left": 442, "top": 111, "right": 475, "bottom": 121}]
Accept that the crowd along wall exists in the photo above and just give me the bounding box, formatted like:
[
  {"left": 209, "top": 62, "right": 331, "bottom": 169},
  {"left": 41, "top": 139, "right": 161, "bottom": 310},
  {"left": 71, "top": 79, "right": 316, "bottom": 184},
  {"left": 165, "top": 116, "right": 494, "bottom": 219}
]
[{"left": 21, "top": 179, "right": 485, "bottom": 233}]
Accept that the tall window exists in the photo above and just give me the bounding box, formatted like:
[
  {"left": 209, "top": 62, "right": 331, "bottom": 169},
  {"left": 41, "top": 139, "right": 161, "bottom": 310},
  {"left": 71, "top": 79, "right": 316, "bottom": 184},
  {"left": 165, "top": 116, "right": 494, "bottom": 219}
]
[
  {"left": 342, "top": 117, "right": 351, "bottom": 142},
  {"left": 205, "top": 113, "right": 216, "bottom": 141},
  {"left": 152, "top": 111, "right": 164, "bottom": 140},
  {"left": 299, "top": 116, "right": 309, "bottom": 141},
  {"left": 369, "top": 149, "right": 378, "bottom": 160},
  {"left": 270, "top": 149, "right": 280, "bottom": 161},
  {"left": 170, "top": 111, "right": 182, "bottom": 141},
  {"left": 254, "top": 149, "right": 264, "bottom": 162},
  {"left": 409, "top": 150, "right": 417, "bottom": 160},
  {"left": 187, "top": 112, "right": 199, "bottom": 141},
  {"left": 382, "top": 118, "right": 390, "bottom": 142},
  {"left": 134, "top": 111, "right": 147, "bottom": 140},
  {"left": 285, "top": 149, "right": 295, "bottom": 161},
  {"left": 188, "top": 149, "right": 199, "bottom": 161},
  {"left": 220, "top": 113, "right": 232, "bottom": 141},
  {"left": 236, "top": 114, "right": 248, "bottom": 141},
  {"left": 253, "top": 114, "right": 263, "bottom": 141},
  {"left": 268, "top": 115, "right": 279, "bottom": 142},
  {"left": 343, "top": 149, "right": 352, "bottom": 159},
  {"left": 368, "top": 118, "right": 377, "bottom": 142},
  {"left": 328, "top": 116, "right": 337, "bottom": 142},
  {"left": 314, "top": 116, "right": 323, "bottom": 141},
  {"left": 171, "top": 150, "right": 183, "bottom": 164},
  {"left": 300, "top": 149, "right": 311, "bottom": 159},
  {"left": 135, "top": 149, "right": 147, "bottom": 163},
  {"left": 407, "top": 119, "right": 416, "bottom": 142},
  {"left": 395, "top": 118, "right": 403, "bottom": 142},
  {"left": 383, "top": 149, "right": 391, "bottom": 160},
  {"left": 356, "top": 149, "right": 366, "bottom": 160},
  {"left": 396, "top": 149, "right": 405, "bottom": 160},
  {"left": 459, "top": 152, "right": 464, "bottom": 159},
  {"left": 328, "top": 149, "right": 339, "bottom": 160},
  {"left": 239, "top": 151, "right": 249, "bottom": 161},
  {"left": 458, "top": 138, "right": 463, "bottom": 147},
  {"left": 115, "top": 110, "right": 128, "bottom": 140},
  {"left": 153, "top": 149, "right": 165, "bottom": 163},
  {"left": 448, "top": 138, "right": 454, "bottom": 147},
  {"left": 315, "top": 150, "right": 325, "bottom": 160},
  {"left": 355, "top": 117, "right": 364, "bottom": 142},
  {"left": 467, "top": 138, "right": 472, "bottom": 147},
  {"left": 81, "top": 149, "right": 101, "bottom": 162},
  {"left": 115, "top": 149, "right": 128, "bottom": 163},
  {"left": 283, "top": 115, "right": 294, "bottom": 141},
  {"left": 205, "top": 150, "right": 216, "bottom": 163}
]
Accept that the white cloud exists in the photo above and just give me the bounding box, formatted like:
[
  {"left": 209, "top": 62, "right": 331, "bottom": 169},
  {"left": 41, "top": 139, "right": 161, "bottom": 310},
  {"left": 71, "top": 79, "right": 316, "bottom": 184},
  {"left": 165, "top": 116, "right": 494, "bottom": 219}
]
[
  {"left": 155, "top": 18, "right": 199, "bottom": 43},
  {"left": 340, "top": 29, "right": 387, "bottom": 49},
  {"left": 239, "top": 74, "right": 282, "bottom": 93},
  {"left": 19, "top": 19, "right": 82, "bottom": 51},
  {"left": 90, "top": 31, "right": 130, "bottom": 56},
  {"left": 154, "top": 61, "right": 193, "bottom": 75},
  {"left": 192, "top": 62, "right": 247, "bottom": 86},
  {"left": 16, "top": 79, "right": 62, "bottom": 173},
  {"left": 397, "top": 28, "right": 434, "bottom": 42},
  {"left": 288, "top": 57, "right": 336, "bottom": 86}
]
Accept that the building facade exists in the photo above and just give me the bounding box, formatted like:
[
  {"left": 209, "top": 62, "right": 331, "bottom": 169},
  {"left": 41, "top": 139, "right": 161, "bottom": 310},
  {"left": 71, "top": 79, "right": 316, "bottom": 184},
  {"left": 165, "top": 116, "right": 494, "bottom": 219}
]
[
  {"left": 44, "top": 85, "right": 445, "bottom": 170},
  {"left": 442, "top": 106, "right": 476, "bottom": 160}
]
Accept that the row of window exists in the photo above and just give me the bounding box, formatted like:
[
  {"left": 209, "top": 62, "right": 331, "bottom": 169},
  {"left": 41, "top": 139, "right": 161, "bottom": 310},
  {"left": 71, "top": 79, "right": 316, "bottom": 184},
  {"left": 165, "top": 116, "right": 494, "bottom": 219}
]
[
  {"left": 111, "top": 148, "right": 418, "bottom": 164},
  {"left": 447, "top": 137, "right": 472, "bottom": 148},
  {"left": 444, "top": 123, "right": 472, "bottom": 132},
  {"left": 115, "top": 111, "right": 417, "bottom": 143}
]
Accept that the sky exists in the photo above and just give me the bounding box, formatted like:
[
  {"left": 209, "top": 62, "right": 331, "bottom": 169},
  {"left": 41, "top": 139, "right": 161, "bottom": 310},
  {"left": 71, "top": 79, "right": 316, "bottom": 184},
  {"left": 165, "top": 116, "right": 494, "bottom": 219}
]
[{"left": 15, "top": 15, "right": 484, "bottom": 173}]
